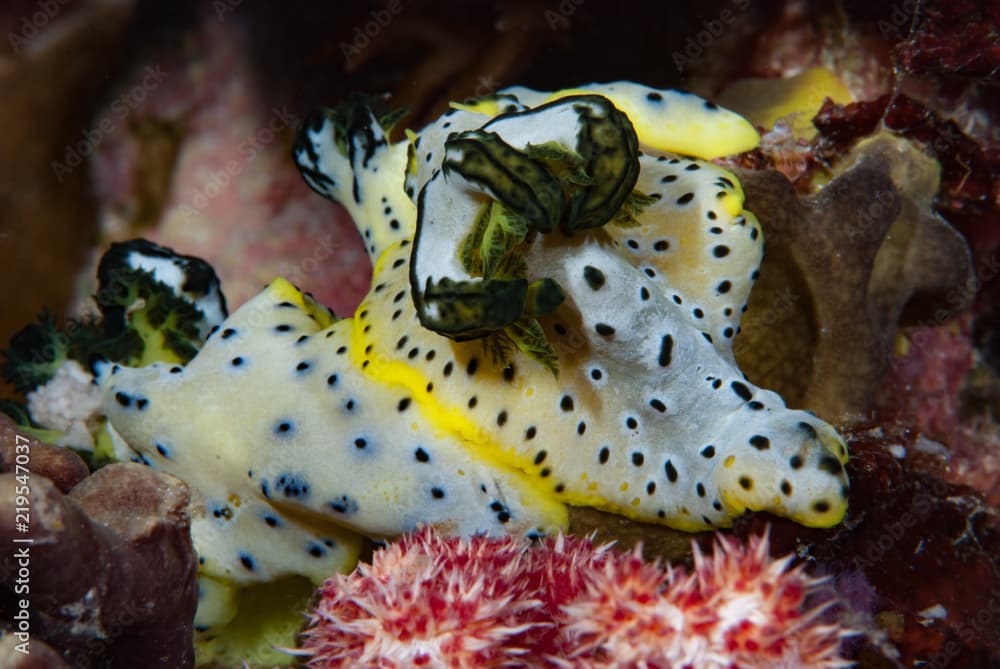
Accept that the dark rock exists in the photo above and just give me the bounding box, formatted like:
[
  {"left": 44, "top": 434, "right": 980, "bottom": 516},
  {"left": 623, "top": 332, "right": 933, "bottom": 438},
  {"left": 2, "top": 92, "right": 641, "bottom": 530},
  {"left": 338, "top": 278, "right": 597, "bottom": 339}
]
[{"left": 0, "top": 463, "right": 197, "bottom": 668}]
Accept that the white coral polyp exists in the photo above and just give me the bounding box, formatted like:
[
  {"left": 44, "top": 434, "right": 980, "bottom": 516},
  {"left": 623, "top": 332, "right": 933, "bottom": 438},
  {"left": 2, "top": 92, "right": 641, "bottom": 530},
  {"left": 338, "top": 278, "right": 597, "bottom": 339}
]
[{"left": 27, "top": 359, "right": 103, "bottom": 451}]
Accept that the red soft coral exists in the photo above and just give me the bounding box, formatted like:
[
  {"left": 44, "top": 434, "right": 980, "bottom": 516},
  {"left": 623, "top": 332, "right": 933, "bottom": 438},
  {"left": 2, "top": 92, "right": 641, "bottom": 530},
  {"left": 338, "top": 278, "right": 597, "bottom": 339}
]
[
  {"left": 300, "top": 530, "right": 548, "bottom": 668},
  {"left": 298, "top": 528, "right": 852, "bottom": 669}
]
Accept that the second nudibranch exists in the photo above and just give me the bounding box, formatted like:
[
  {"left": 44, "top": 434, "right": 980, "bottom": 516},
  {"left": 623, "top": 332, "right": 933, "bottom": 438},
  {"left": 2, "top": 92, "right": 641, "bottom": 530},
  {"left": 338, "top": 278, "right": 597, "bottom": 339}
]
[{"left": 100, "top": 82, "right": 849, "bottom": 588}]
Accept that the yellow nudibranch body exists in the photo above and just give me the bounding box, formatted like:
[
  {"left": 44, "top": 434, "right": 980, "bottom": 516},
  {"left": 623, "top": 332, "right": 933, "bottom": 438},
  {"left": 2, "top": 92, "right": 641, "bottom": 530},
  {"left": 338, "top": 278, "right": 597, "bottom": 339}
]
[{"left": 99, "top": 82, "right": 847, "bottom": 591}]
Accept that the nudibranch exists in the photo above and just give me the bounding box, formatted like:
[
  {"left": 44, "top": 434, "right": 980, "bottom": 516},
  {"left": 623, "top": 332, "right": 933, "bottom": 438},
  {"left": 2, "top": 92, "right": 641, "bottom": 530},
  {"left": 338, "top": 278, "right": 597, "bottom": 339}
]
[{"left": 98, "top": 82, "right": 849, "bottom": 589}]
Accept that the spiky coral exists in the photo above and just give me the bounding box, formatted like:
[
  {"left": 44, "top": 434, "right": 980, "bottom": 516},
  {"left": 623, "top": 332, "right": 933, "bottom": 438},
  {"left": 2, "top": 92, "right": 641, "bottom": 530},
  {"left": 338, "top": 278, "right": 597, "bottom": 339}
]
[
  {"left": 297, "top": 528, "right": 851, "bottom": 668},
  {"left": 559, "top": 533, "right": 852, "bottom": 668},
  {"left": 297, "top": 529, "right": 551, "bottom": 667}
]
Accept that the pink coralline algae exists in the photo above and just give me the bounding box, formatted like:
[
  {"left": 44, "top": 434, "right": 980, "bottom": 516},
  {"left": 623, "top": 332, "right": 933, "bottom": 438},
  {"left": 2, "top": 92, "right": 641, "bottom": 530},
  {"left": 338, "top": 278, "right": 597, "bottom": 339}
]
[{"left": 297, "top": 527, "right": 851, "bottom": 668}]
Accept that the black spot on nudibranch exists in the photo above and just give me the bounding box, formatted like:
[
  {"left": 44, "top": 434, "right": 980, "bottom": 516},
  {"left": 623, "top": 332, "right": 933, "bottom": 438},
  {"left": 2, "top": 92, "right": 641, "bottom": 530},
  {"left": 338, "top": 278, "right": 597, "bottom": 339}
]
[
  {"left": 818, "top": 456, "right": 844, "bottom": 476},
  {"left": 781, "top": 480, "right": 793, "bottom": 496},
  {"left": 415, "top": 447, "right": 430, "bottom": 462},
  {"left": 713, "top": 245, "right": 730, "bottom": 258},
  {"left": 221, "top": 328, "right": 236, "bottom": 339},
  {"left": 749, "top": 435, "right": 770, "bottom": 451},
  {"left": 583, "top": 265, "right": 606, "bottom": 290},
  {"left": 664, "top": 460, "right": 678, "bottom": 482},
  {"left": 646, "top": 91, "right": 663, "bottom": 102},
  {"left": 430, "top": 487, "right": 446, "bottom": 500},
  {"left": 731, "top": 381, "right": 753, "bottom": 402},
  {"left": 790, "top": 455, "right": 804, "bottom": 469},
  {"left": 328, "top": 496, "right": 359, "bottom": 514},
  {"left": 274, "top": 473, "right": 310, "bottom": 498},
  {"left": 700, "top": 445, "right": 716, "bottom": 459},
  {"left": 739, "top": 476, "right": 754, "bottom": 490},
  {"left": 560, "top": 395, "right": 574, "bottom": 412},
  {"left": 717, "top": 280, "right": 732, "bottom": 294},
  {"left": 649, "top": 398, "right": 666, "bottom": 413},
  {"left": 595, "top": 323, "right": 615, "bottom": 337},
  {"left": 274, "top": 421, "right": 294, "bottom": 436},
  {"left": 239, "top": 553, "right": 256, "bottom": 571},
  {"left": 798, "top": 422, "right": 819, "bottom": 439},
  {"left": 114, "top": 392, "right": 131, "bottom": 407},
  {"left": 598, "top": 446, "right": 610, "bottom": 464},
  {"left": 632, "top": 452, "right": 644, "bottom": 466},
  {"left": 677, "top": 192, "right": 695, "bottom": 205}
]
